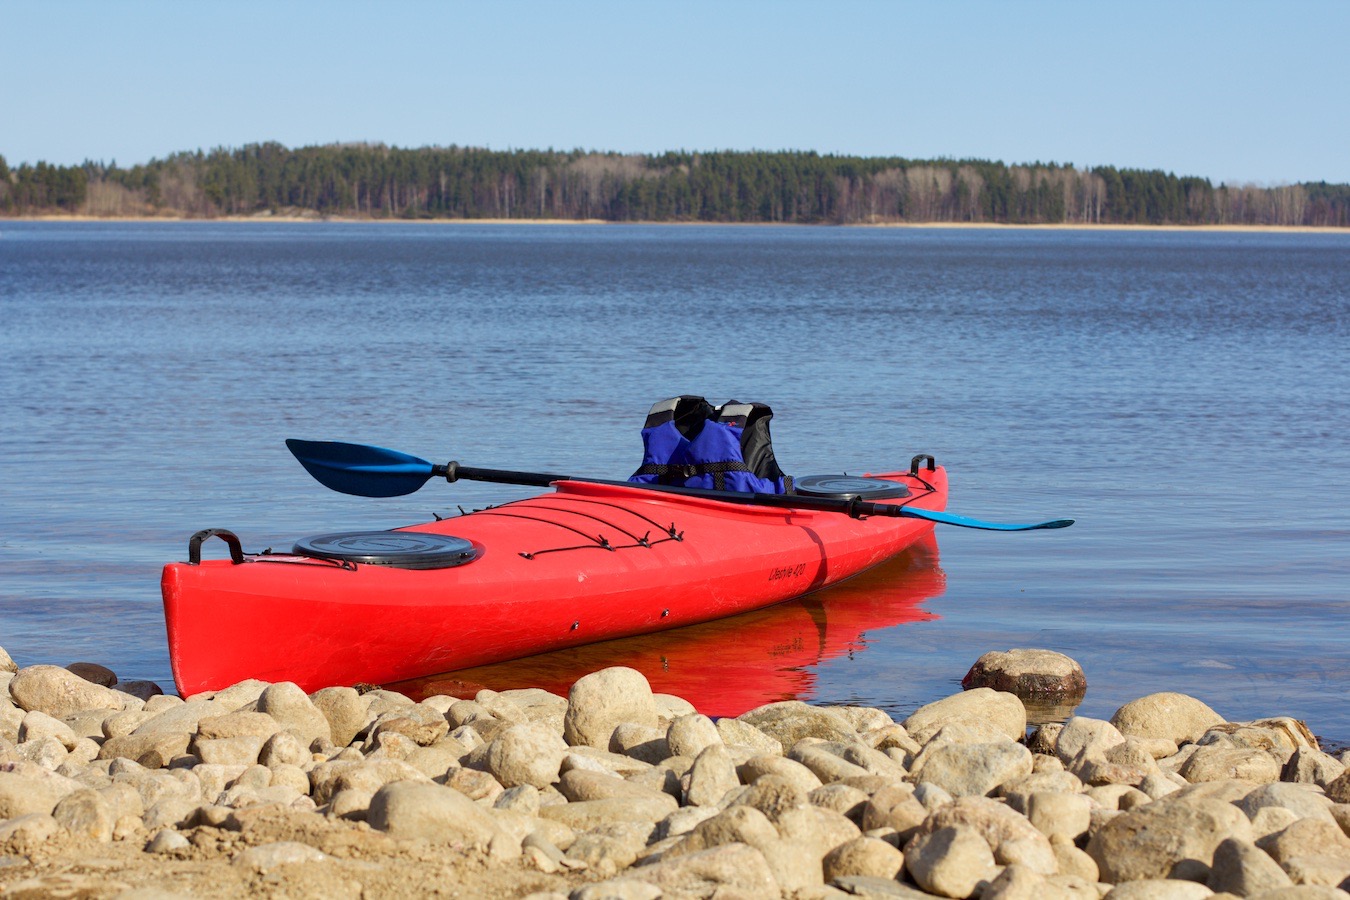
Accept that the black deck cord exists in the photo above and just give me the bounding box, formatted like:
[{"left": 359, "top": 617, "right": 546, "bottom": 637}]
[
  {"left": 902, "top": 471, "right": 938, "bottom": 500},
  {"left": 519, "top": 532, "right": 684, "bottom": 560},
  {"left": 542, "top": 496, "right": 682, "bottom": 538},
  {"left": 504, "top": 502, "right": 647, "bottom": 544},
  {"left": 469, "top": 509, "right": 610, "bottom": 546}
]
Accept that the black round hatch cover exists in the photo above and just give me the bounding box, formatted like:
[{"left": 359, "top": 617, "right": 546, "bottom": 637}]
[
  {"left": 793, "top": 474, "right": 911, "bottom": 500},
  {"left": 292, "top": 531, "right": 476, "bottom": 569}
]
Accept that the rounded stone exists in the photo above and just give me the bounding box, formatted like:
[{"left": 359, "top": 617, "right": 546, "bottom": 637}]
[
  {"left": 368, "top": 780, "right": 507, "bottom": 848},
  {"left": 9, "top": 665, "right": 125, "bottom": 718},
  {"left": 1110, "top": 692, "right": 1225, "bottom": 745},
  {"left": 484, "top": 722, "right": 568, "bottom": 789},
  {"left": 18, "top": 710, "right": 79, "bottom": 750},
  {"left": 911, "top": 740, "right": 1034, "bottom": 798},
  {"left": 736, "top": 701, "right": 858, "bottom": 747},
  {"left": 256, "top": 682, "right": 332, "bottom": 748},
  {"left": 0, "top": 645, "right": 19, "bottom": 674},
  {"left": 737, "top": 756, "right": 822, "bottom": 795},
  {"left": 115, "top": 681, "right": 165, "bottom": 702},
  {"left": 1055, "top": 716, "right": 1126, "bottom": 766},
  {"left": 308, "top": 686, "right": 367, "bottom": 748},
  {"left": 1102, "top": 880, "right": 1215, "bottom": 899},
  {"left": 823, "top": 835, "right": 905, "bottom": 880},
  {"left": 52, "top": 789, "right": 115, "bottom": 842},
  {"left": 1179, "top": 746, "right": 1282, "bottom": 784},
  {"left": 233, "top": 840, "right": 327, "bottom": 870},
  {"left": 1326, "top": 769, "right": 1350, "bottom": 803},
  {"left": 906, "top": 824, "right": 997, "bottom": 899},
  {"left": 902, "top": 688, "right": 1027, "bottom": 744},
  {"left": 685, "top": 743, "right": 740, "bottom": 808},
  {"left": 666, "top": 713, "right": 722, "bottom": 759},
  {"left": 563, "top": 667, "right": 659, "bottom": 749},
  {"left": 861, "top": 784, "right": 927, "bottom": 842},
  {"left": 66, "top": 662, "right": 117, "bottom": 687},
  {"left": 1026, "top": 791, "right": 1092, "bottom": 841},
  {"left": 961, "top": 649, "right": 1086, "bottom": 698},
  {"left": 1087, "top": 795, "right": 1252, "bottom": 883}
]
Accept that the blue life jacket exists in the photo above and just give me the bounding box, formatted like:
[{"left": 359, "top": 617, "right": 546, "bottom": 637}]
[{"left": 628, "top": 396, "right": 793, "bottom": 494}]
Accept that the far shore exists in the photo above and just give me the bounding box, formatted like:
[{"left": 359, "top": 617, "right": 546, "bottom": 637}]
[{"left": 2, "top": 214, "right": 1346, "bottom": 234}]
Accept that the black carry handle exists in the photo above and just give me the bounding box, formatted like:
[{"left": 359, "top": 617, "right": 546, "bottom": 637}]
[{"left": 188, "top": 528, "right": 245, "bottom": 565}]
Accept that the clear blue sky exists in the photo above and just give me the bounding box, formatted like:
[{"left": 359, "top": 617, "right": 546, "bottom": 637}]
[{"left": 3, "top": 0, "right": 1347, "bottom": 185}]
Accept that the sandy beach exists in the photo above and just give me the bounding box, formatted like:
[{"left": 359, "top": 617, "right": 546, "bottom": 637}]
[{"left": 2, "top": 214, "right": 1346, "bottom": 234}]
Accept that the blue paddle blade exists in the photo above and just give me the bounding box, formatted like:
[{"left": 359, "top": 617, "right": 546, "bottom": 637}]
[
  {"left": 897, "top": 506, "right": 1074, "bottom": 531},
  {"left": 285, "top": 439, "right": 438, "bottom": 497}
]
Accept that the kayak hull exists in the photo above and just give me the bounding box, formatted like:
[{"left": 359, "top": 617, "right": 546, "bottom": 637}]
[{"left": 162, "top": 467, "right": 947, "bottom": 695}]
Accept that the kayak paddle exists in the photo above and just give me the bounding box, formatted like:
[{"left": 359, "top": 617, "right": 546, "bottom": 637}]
[{"left": 285, "top": 439, "right": 1074, "bottom": 532}]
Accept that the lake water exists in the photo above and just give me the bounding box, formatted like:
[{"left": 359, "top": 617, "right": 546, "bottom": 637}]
[{"left": 2, "top": 222, "right": 1347, "bottom": 743}]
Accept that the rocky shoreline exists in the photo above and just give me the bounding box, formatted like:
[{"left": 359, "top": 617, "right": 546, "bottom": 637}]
[{"left": 1, "top": 644, "right": 1348, "bottom": 900}]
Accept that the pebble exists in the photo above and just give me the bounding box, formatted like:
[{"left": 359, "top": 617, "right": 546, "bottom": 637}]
[
  {"left": 145, "top": 828, "right": 190, "bottom": 854},
  {"left": 0, "top": 644, "right": 1347, "bottom": 899},
  {"left": 233, "top": 839, "right": 328, "bottom": 869}
]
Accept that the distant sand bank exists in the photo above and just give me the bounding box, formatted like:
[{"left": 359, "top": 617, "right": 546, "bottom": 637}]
[{"left": 2, "top": 214, "right": 1345, "bottom": 233}]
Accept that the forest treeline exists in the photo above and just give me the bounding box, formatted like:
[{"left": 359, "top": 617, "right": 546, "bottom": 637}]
[{"left": 2, "top": 143, "right": 1347, "bottom": 227}]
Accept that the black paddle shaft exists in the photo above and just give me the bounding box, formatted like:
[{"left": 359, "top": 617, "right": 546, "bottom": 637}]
[
  {"left": 440, "top": 462, "right": 563, "bottom": 489},
  {"left": 439, "top": 461, "right": 894, "bottom": 518}
]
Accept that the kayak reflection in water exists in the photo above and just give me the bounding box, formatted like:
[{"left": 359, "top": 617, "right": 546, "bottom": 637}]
[{"left": 391, "top": 533, "right": 944, "bottom": 717}]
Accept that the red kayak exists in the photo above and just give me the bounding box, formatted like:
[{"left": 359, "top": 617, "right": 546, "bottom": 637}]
[{"left": 162, "top": 464, "right": 948, "bottom": 696}]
